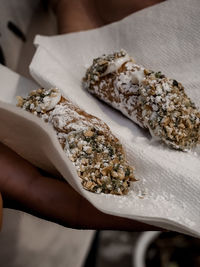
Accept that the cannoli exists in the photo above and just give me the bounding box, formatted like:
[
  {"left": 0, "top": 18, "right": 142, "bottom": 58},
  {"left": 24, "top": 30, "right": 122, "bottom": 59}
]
[
  {"left": 17, "top": 88, "right": 136, "bottom": 195},
  {"left": 83, "top": 50, "right": 200, "bottom": 151}
]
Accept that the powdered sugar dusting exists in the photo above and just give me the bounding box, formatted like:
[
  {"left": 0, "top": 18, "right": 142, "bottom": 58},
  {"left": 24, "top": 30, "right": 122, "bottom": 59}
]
[
  {"left": 84, "top": 50, "right": 200, "bottom": 151},
  {"left": 17, "top": 88, "right": 136, "bottom": 195}
]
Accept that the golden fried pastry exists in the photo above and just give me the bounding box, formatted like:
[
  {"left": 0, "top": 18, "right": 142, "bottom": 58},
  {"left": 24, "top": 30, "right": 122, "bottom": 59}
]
[
  {"left": 84, "top": 50, "right": 200, "bottom": 151},
  {"left": 17, "top": 88, "right": 136, "bottom": 195}
]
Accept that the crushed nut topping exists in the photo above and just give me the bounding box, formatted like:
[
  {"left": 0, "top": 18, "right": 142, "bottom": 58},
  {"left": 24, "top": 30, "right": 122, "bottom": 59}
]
[
  {"left": 85, "top": 49, "right": 132, "bottom": 85},
  {"left": 17, "top": 88, "right": 136, "bottom": 195},
  {"left": 139, "top": 74, "right": 200, "bottom": 150},
  {"left": 83, "top": 50, "right": 200, "bottom": 151}
]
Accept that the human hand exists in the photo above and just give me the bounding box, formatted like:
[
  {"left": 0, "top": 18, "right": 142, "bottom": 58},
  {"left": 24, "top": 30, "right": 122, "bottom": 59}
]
[
  {"left": 0, "top": 142, "right": 161, "bottom": 231},
  {"left": 10, "top": 0, "right": 166, "bottom": 231},
  {"left": 0, "top": 0, "right": 166, "bottom": 231}
]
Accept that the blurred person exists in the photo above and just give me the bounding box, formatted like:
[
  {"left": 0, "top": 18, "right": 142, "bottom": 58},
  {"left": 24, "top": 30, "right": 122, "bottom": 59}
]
[{"left": 0, "top": 0, "right": 163, "bottom": 266}]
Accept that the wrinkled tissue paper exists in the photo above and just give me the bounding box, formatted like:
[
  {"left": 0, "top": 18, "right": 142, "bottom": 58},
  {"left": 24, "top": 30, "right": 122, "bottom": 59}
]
[{"left": 0, "top": 0, "right": 200, "bottom": 236}]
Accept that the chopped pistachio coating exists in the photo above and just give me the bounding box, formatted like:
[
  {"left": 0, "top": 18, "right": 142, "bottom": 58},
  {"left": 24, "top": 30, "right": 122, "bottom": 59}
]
[
  {"left": 139, "top": 74, "right": 200, "bottom": 150},
  {"left": 84, "top": 50, "right": 200, "bottom": 151},
  {"left": 17, "top": 88, "right": 136, "bottom": 195}
]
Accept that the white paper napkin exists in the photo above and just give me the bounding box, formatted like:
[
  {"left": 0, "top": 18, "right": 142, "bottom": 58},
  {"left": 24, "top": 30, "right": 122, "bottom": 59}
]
[
  {"left": 29, "top": 0, "right": 200, "bottom": 236},
  {"left": 1, "top": 0, "right": 200, "bottom": 236}
]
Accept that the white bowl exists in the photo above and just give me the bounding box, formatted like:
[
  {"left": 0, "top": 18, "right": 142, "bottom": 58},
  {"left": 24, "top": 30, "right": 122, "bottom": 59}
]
[{"left": 133, "top": 231, "right": 161, "bottom": 267}]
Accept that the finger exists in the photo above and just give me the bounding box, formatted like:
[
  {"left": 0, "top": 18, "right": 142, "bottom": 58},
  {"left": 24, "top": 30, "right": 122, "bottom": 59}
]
[
  {"left": 96, "top": 0, "right": 165, "bottom": 24},
  {"left": 0, "top": 143, "right": 162, "bottom": 231},
  {"left": 54, "top": 0, "right": 103, "bottom": 34},
  {"left": 0, "top": 142, "right": 80, "bottom": 228},
  {"left": 3, "top": 175, "right": 162, "bottom": 231}
]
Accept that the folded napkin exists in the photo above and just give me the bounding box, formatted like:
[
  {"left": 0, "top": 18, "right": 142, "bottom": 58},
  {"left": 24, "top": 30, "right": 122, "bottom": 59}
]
[{"left": 1, "top": 0, "right": 200, "bottom": 236}]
